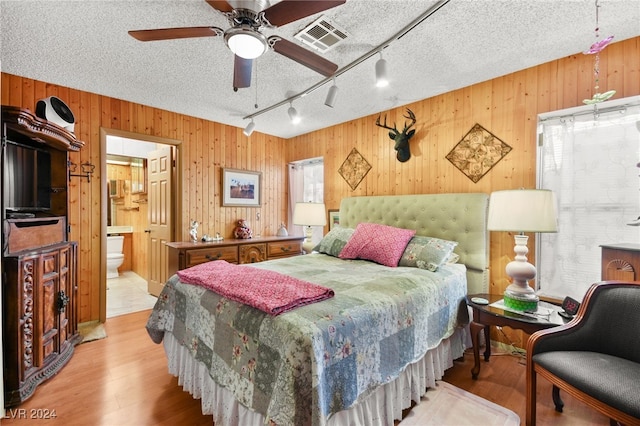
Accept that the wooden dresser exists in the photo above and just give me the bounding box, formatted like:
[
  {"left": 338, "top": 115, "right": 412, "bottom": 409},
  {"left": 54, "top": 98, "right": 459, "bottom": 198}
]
[
  {"left": 165, "top": 236, "right": 305, "bottom": 279},
  {"left": 601, "top": 243, "right": 640, "bottom": 281}
]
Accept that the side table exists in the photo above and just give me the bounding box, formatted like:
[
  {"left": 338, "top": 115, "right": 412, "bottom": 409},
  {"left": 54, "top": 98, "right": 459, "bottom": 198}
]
[{"left": 466, "top": 294, "right": 566, "bottom": 379}]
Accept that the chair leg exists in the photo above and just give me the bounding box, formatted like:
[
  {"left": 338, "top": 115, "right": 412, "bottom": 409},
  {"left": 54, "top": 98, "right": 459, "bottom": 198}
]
[
  {"left": 552, "top": 385, "right": 564, "bottom": 413},
  {"left": 526, "top": 369, "right": 537, "bottom": 425}
]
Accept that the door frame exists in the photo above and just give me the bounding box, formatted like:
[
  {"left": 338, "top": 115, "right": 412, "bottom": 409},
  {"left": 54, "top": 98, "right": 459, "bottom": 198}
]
[{"left": 99, "top": 128, "right": 183, "bottom": 323}]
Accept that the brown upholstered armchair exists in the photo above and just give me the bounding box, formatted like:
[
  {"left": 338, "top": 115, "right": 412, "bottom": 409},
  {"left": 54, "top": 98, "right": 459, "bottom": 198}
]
[{"left": 526, "top": 281, "right": 640, "bottom": 426}]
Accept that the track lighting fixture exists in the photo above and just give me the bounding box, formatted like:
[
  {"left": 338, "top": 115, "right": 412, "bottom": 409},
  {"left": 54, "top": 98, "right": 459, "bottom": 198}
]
[
  {"left": 243, "top": 119, "right": 255, "bottom": 136},
  {"left": 375, "top": 52, "right": 389, "bottom": 88},
  {"left": 242, "top": 0, "right": 450, "bottom": 125},
  {"left": 288, "top": 103, "right": 301, "bottom": 124},
  {"left": 324, "top": 78, "right": 339, "bottom": 108}
]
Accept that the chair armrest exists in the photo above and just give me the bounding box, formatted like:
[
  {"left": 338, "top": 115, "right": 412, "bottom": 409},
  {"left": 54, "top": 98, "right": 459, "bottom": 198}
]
[
  {"left": 527, "top": 311, "right": 588, "bottom": 355},
  {"left": 528, "top": 281, "right": 640, "bottom": 357}
]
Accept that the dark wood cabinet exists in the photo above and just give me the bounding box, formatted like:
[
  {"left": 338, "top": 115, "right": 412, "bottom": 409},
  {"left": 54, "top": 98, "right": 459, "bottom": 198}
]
[
  {"left": 3, "top": 241, "right": 79, "bottom": 406},
  {"left": 601, "top": 243, "right": 640, "bottom": 281},
  {"left": 166, "top": 236, "right": 305, "bottom": 278},
  {"left": 2, "top": 106, "right": 84, "bottom": 406}
]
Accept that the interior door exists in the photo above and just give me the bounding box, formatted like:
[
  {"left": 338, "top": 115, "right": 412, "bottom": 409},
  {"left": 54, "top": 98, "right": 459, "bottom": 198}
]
[{"left": 147, "top": 145, "right": 173, "bottom": 296}]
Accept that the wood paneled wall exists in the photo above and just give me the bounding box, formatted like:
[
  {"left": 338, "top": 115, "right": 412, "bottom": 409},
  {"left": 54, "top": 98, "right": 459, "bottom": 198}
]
[
  {"left": 1, "top": 76, "right": 289, "bottom": 322},
  {"left": 1, "top": 37, "right": 638, "bottom": 323},
  {"left": 287, "top": 36, "right": 640, "bottom": 297}
]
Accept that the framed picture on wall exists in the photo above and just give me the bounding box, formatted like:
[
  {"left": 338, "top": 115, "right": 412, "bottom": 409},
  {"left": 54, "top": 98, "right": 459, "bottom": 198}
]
[
  {"left": 328, "top": 209, "right": 340, "bottom": 230},
  {"left": 222, "top": 168, "right": 261, "bottom": 207}
]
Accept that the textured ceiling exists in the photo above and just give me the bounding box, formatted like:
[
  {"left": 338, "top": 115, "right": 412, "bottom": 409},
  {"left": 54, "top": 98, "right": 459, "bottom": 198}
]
[{"left": 2, "top": 0, "right": 639, "bottom": 139}]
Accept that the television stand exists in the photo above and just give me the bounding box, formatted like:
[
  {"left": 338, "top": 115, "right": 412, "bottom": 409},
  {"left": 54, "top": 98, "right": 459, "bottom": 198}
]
[{"left": 1, "top": 105, "right": 83, "bottom": 406}]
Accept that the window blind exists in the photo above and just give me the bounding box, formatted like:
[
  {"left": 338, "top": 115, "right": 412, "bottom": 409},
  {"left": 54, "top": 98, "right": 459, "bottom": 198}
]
[{"left": 536, "top": 97, "right": 640, "bottom": 301}]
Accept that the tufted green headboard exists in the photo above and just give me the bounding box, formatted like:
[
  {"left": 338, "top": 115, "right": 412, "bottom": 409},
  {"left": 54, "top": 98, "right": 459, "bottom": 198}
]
[{"left": 339, "top": 193, "right": 490, "bottom": 294}]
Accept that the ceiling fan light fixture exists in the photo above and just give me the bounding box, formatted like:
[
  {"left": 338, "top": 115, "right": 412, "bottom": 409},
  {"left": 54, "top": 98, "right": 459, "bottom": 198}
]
[
  {"left": 225, "top": 27, "right": 267, "bottom": 59},
  {"left": 243, "top": 119, "right": 255, "bottom": 136},
  {"left": 375, "top": 53, "right": 389, "bottom": 88},
  {"left": 288, "top": 104, "right": 301, "bottom": 124}
]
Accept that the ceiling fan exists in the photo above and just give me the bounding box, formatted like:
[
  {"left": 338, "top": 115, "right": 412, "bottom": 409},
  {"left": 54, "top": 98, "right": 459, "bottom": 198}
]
[{"left": 129, "top": 0, "right": 345, "bottom": 90}]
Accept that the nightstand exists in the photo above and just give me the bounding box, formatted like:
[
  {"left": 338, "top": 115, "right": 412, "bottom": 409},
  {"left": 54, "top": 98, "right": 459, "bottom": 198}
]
[{"left": 466, "top": 294, "right": 566, "bottom": 379}]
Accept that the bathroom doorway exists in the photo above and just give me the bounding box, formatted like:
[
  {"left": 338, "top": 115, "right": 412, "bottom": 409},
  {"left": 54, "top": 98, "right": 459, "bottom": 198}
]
[{"left": 99, "top": 128, "right": 182, "bottom": 322}]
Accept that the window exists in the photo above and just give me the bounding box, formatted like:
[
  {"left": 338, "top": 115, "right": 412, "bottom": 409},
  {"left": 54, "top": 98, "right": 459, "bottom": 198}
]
[
  {"left": 288, "top": 158, "right": 324, "bottom": 242},
  {"left": 537, "top": 96, "right": 640, "bottom": 301}
]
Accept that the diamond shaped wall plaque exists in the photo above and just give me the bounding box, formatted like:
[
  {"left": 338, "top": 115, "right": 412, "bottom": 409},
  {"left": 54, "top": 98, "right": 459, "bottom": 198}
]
[
  {"left": 338, "top": 148, "right": 372, "bottom": 190},
  {"left": 446, "top": 123, "right": 512, "bottom": 183}
]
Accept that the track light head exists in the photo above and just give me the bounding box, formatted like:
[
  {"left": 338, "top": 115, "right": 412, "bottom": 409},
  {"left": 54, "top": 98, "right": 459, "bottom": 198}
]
[
  {"left": 325, "top": 82, "right": 339, "bottom": 108},
  {"left": 288, "top": 104, "right": 301, "bottom": 124},
  {"left": 243, "top": 120, "right": 255, "bottom": 136},
  {"left": 375, "top": 54, "right": 389, "bottom": 88}
]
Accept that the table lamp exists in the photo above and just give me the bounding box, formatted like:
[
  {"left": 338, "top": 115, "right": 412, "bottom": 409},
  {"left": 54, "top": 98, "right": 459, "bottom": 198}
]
[
  {"left": 487, "top": 189, "right": 558, "bottom": 311},
  {"left": 293, "top": 202, "right": 327, "bottom": 243}
]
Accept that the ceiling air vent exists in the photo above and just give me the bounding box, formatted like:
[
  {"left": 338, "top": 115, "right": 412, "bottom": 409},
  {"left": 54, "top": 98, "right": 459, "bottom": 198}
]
[{"left": 294, "top": 16, "right": 349, "bottom": 53}]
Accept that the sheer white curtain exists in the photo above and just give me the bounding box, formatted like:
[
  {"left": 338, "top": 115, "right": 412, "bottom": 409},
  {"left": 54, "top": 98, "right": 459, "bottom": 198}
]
[
  {"left": 537, "top": 97, "right": 640, "bottom": 302},
  {"left": 288, "top": 158, "right": 324, "bottom": 243}
]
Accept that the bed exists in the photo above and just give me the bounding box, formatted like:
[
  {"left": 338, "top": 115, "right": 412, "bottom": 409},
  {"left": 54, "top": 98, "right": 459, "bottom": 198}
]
[{"left": 146, "top": 193, "right": 489, "bottom": 425}]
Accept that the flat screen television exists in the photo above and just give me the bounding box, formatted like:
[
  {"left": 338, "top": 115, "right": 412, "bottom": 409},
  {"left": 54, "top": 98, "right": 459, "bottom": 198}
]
[{"left": 3, "top": 140, "right": 52, "bottom": 213}]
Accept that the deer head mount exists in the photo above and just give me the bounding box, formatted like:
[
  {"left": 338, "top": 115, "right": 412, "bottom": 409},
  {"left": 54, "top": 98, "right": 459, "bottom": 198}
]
[{"left": 375, "top": 108, "right": 417, "bottom": 162}]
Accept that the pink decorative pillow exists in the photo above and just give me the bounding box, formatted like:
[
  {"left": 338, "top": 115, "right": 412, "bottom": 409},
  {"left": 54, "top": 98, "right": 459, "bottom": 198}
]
[{"left": 339, "top": 223, "right": 416, "bottom": 267}]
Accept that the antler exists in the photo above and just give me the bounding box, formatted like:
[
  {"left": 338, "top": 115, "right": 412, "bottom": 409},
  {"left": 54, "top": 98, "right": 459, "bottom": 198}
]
[
  {"left": 403, "top": 109, "right": 416, "bottom": 131},
  {"left": 375, "top": 114, "right": 397, "bottom": 132}
]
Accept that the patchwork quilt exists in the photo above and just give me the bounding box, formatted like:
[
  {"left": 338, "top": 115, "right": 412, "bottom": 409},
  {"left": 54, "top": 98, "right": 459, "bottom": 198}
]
[{"left": 146, "top": 253, "right": 468, "bottom": 426}]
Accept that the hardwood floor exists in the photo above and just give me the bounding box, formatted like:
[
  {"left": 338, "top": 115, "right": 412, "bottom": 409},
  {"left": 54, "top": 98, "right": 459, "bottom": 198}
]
[{"left": 2, "top": 310, "right": 611, "bottom": 425}]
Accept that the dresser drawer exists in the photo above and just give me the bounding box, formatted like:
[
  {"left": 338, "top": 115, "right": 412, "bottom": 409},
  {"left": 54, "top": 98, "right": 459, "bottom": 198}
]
[
  {"left": 5, "top": 217, "right": 66, "bottom": 254},
  {"left": 186, "top": 245, "right": 238, "bottom": 267},
  {"left": 267, "top": 240, "right": 303, "bottom": 258},
  {"left": 239, "top": 243, "right": 266, "bottom": 264}
]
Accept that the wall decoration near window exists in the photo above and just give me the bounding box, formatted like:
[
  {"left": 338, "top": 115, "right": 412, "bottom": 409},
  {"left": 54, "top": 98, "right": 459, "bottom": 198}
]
[
  {"left": 338, "top": 148, "right": 372, "bottom": 190},
  {"left": 446, "top": 123, "right": 512, "bottom": 183},
  {"left": 222, "top": 168, "right": 261, "bottom": 207},
  {"left": 328, "top": 209, "right": 340, "bottom": 230}
]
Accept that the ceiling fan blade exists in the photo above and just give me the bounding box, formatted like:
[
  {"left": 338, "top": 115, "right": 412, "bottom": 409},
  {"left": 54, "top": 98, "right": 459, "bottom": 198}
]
[
  {"left": 233, "top": 55, "right": 253, "bottom": 89},
  {"left": 129, "top": 27, "right": 223, "bottom": 42},
  {"left": 204, "top": 0, "right": 234, "bottom": 13},
  {"left": 269, "top": 37, "right": 338, "bottom": 77},
  {"left": 263, "top": 0, "right": 346, "bottom": 27}
]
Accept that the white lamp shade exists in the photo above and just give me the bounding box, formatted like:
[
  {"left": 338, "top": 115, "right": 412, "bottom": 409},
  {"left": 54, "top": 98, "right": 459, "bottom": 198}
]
[
  {"left": 293, "top": 202, "right": 326, "bottom": 227},
  {"left": 488, "top": 189, "right": 558, "bottom": 233}
]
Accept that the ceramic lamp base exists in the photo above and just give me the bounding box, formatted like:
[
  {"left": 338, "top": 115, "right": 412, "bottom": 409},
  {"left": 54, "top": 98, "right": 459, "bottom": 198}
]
[{"left": 503, "top": 291, "right": 539, "bottom": 311}]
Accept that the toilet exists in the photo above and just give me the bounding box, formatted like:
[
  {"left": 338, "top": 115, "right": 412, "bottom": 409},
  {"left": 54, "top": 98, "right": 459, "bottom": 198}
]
[{"left": 106, "top": 235, "right": 125, "bottom": 279}]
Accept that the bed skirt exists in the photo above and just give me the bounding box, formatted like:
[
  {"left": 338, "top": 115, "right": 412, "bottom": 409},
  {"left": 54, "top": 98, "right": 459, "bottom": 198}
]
[{"left": 162, "top": 326, "right": 469, "bottom": 426}]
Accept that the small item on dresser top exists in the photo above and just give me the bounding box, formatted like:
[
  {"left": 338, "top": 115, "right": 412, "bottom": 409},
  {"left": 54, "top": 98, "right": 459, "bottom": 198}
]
[
  {"left": 189, "top": 220, "right": 199, "bottom": 242},
  {"left": 471, "top": 297, "right": 489, "bottom": 305},
  {"left": 202, "top": 232, "right": 224, "bottom": 242},
  {"left": 277, "top": 223, "right": 288, "bottom": 237},
  {"left": 233, "top": 219, "right": 253, "bottom": 239}
]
